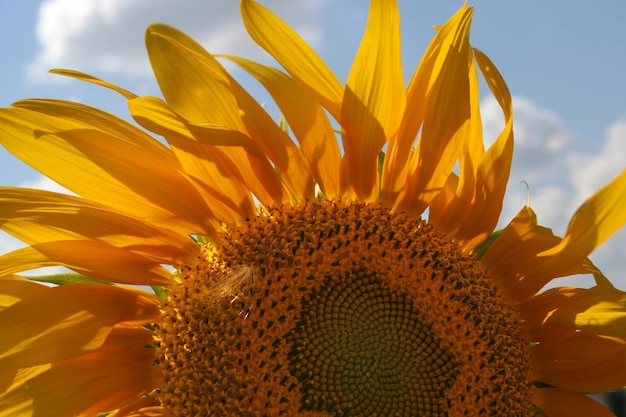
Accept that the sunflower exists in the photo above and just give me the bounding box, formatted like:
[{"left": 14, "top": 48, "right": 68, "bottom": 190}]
[{"left": 1, "top": 1, "right": 626, "bottom": 416}]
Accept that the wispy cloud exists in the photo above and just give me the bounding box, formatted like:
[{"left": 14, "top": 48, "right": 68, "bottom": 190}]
[
  {"left": 568, "top": 119, "right": 626, "bottom": 205},
  {"left": 18, "top": 175, "right": 72, "bottom": 195},
  {"left": 482, "top": 94, "right": 626, "bottom": 288},
  {"left": 27, "top": 0, "right": 326, "bottom": 82}
]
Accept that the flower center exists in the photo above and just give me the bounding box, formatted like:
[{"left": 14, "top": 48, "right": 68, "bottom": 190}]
[
  {"left": 155, "top": 200, "right": 535, "bottom": 416},
  {"left": 289, "top": 271, "right": 458, "bottom": 415}
]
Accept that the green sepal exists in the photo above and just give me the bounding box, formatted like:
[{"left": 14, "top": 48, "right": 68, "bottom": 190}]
[
  {"left": 278, "top": 113, "right": 290, "bottom": 135},
  {"left": 26, "top": 273, "right": 111, "bottom": 286},
  {"left": 151, "top": 285, "right": 167, "bottom": 299},
  {"left": 378, "top": 150, "right": 385, "bottom": 200},
  {"left": 472, "top": 229, "right": 503, "bottom": 260}
]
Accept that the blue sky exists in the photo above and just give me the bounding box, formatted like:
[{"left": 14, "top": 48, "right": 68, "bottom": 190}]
[{"left": 1, "top": 0, "right": 626, "bottom": 289}]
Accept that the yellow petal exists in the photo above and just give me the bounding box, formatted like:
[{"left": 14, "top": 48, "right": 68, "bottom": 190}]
[
  {"left": 341, "top": 0, "right": 404, "bottom": 200},
  {"left": 531, "top": 330, "right": 626, "bottom": 392},
  {"left": 0, "top": 278, "right": 48, "bottom": 311},
  {"left": 519, "top": 285, "right": 626, "bottom": 341},
  {"left": 145, "top": 24, "right": 290, "bottom": 204},
  {"left": 0, "top": 187, "right": 200, "bottom": 265},
  {"left": 174, "top": 137, "right": 288, "bottom": 208},
  {"left": 0, "top": 364, "right": 50, "bottom": 407},
  {"left": 49, "top": 69, "right": 137, "bottom": 100},
  {"left": 107, "top": 397, "right": 170, "bottom": 417},
  {"left": 146, "top": 24, "right": 245, "bottom": 131},
  {"left": 166, "top": 138, "right": 259, "bottom": 220},
  {"left": 533, "top": 388, "right": 616, "bottom": 417},
  {"left": 391, "top": 5, "right": 474, "bottom": 216},
  {"left": 146, "top": 24, "right": 288, "bottom": 204},
  {"left": 0, "top": 326, "right": 159, "bottom": 417},
  {"left": 146, "top": 23, "right": 312, "bottom": 201},
  {"left": 240, "top": 0, "right": 343, "bottom": 120},
  {"left": 112, "top": 407, "right": 172, "bottom": 417},
  {"left": 0, "top": 103, "right": 217, "bottom": 237},
  {"left": 427, "top": 173, "right": 460, "bottom": 227},
  {"left": 223, "top": 55, "right": 341, "bottom": 199},
  {"left": 430, "top": 48, "right": 513, "bottom": 252},
  {"left": 0, "top": 240, "right": 172, "bottom": 285},
  {"left": 541, "top": 168, "right": 626, "bottom": 262},
  {"left": 129, "top": 96, "right": 255, "bottom": 148},
  {"left": 14, "top": 99, "right": 172, "bottom": 158},
  {"left": 128, "top": 96, "right": 279, "bottom": 210},
  {"left": 226, "top": 72, "right": 315, "bottom": 200},
  {"left": 0, "top": 283, "right": 159, "bottom": 369},
  {"left": 42, "top": 74, "right": 222, "bottom": 226},
  {"left": 481, "top": 206, "right": 584, "bottom": 302},
  {"left": 128, "top": 96, "right": 258, "bottom": 221}
]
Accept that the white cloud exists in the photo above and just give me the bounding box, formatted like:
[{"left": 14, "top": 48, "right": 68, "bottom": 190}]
[
  {"left": 484, "top": 95, "right": 626, "bottom": 289},
  {"left": 28, "top": 0, "right": 326, "bottom": 82},
  {"left": 0, "top": 232, "right": 22, "bottom": 255},
  {"left": 18, "top": 175, "right": 73, "bottom": 195},
  {"left": 482, "top": 95, "right": 573, "bottom": 230},
  {"left": 526, "top": 185, "right": 573, "bottom": 234},
  {"left": 565, "top": 119, "right": 626, "bottom": 288},
  {"left": 482, "top": 95, "right": 572, "bottom": 189},
  {"left": 568, "top": 119, "right": 626, "bottom": 205}
]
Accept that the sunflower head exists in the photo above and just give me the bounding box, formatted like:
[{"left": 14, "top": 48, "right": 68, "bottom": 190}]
[
  {"left": 155, "top": 200, "right": 535, "bottom": 415},
  {"left": 1, "top": 1, "right": 626, "bottom": 417}
]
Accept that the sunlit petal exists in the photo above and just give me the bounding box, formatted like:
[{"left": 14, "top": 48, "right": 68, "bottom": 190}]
[
  {"left": 0, "top": 187, "right": 200, "bottom": 264},
  {"left": 341, "top": 0, "right": 404, "bottom": 200},
  {"left": 391, "top": 5, "right": 474, "bottom": 216},
  {"left": 240, "top": 0, "right": 343, "bottom": 119},
  {"left": 0, "top": 104, "right": 217, "bottom": 238},
  {"left": 223, "top": 55, "right": 341, "bottom": 198},
  {"left": 0, "top": 240, "right": 172, "bottom": 285}
]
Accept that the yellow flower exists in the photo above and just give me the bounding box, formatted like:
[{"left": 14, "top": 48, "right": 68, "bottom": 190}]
[{"left": 1, "top": 1, "right": 626, "bottom": 416}]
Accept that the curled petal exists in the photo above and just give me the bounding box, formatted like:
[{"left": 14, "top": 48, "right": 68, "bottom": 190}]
[{"left": 482, "top": 206, "right": 591, "bottom": 303}]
